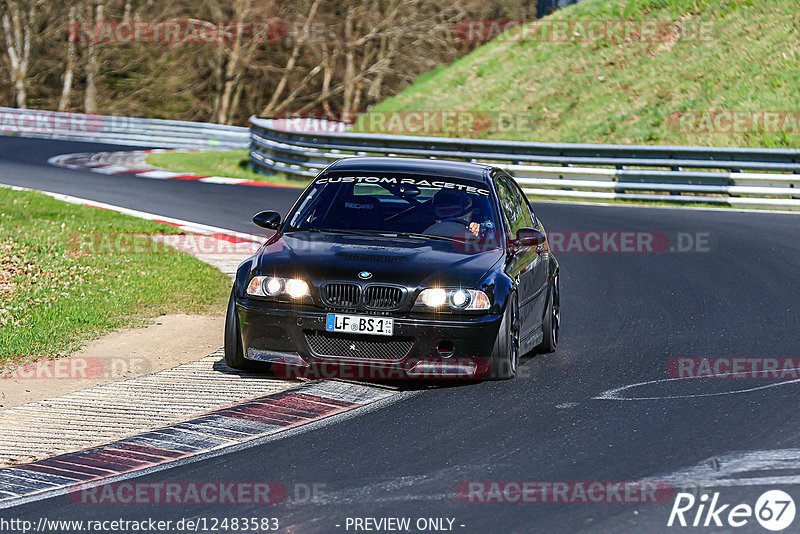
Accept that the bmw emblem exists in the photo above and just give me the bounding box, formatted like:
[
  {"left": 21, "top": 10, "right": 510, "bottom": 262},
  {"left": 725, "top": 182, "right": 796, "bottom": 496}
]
[{"left": 358, "top": 271, "right": 373, "bottom": 280}]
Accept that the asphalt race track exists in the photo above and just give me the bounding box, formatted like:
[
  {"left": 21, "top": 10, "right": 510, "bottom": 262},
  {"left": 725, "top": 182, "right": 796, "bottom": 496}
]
[
  {"left": 0, "top": 136, "right": 297, "bottom": 234},
  {"left": 3, "top": 136, "right": 800, "bottom": 533}
]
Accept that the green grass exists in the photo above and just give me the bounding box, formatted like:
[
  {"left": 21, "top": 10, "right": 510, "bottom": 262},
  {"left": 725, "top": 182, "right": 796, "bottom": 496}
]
[
  {"left": 146, "top": 150, "right": 307, "bottom": 188},
  {"left": 0, "top": 188, "right": 231, "bottom": 367},
  {"left": 371, "top": 0, "right": 800, "bottom": 148}
]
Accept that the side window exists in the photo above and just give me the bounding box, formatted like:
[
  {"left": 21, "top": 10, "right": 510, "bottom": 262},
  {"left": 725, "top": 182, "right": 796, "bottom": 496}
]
[
  {"left": 495, "top": 175, "right": 529, "bottom": 236},
  {"left": 511, "top": 180, "right": 535, "bottom": 227}
]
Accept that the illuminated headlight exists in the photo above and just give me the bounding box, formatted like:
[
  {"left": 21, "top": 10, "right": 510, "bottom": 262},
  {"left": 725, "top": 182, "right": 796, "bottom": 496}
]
[
  {"left": 415, "top": 288, "right": 490, "bottom": 311},
  {"left": 265, "top": 277, "right": 283, "bottom": 296},
  {"left": 247, "top": 276, "right": 309, "bottom": 299},
  {"left": 285, "top": 279, "right": 310, "bottom": 299},
  {"left": 450, "top": 289, "right": 470, "bottom": 308},
  {"left": 420, "top": 288, "right": 447, "bottom": 308}
]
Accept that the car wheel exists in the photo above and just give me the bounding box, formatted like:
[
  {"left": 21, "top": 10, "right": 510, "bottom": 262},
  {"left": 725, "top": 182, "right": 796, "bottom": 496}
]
[
  {"left": 224, "top": 288, "right": 257, "bottom": 371},
  {"left": 489, "top": 292, "right": 520, "bottom": 380},
  {"left": 538, "top": 274, "right": 559, "bottom": 353}
]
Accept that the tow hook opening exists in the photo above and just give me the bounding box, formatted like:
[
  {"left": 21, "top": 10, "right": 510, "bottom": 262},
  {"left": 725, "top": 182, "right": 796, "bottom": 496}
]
[{"left": 436, "top": 340, "right": 454, "bottom": 358}]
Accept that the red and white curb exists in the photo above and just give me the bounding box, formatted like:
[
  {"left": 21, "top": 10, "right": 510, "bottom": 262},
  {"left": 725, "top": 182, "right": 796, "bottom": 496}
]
[
  {"left": 0, "top": 351, "right": 295, "bottom": 466},
  {"left": 0, "top": 379, "right": 397, "bottom": 508},
  {"left": 48, "top": 149, "right": 299, "bottom": 188},
  {"left": 0, "top": 177, "right": 397, "bottom": 508},
  {"left": 0, "top": 180, "right": 402, "bottom": 509},
  {"left": 0, "top": 183, "right": 263, "bottom": 240}
]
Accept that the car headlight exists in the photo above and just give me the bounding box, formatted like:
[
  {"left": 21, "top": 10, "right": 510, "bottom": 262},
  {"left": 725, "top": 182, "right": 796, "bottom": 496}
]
[
  {"left": 265, "top": 277, "right": 283, "bottom": 296},
  {"left": 285, "top": 279, "right": 310, "bottom": 299},
  {"left": 247, "top": 276, "right": 309, "bottom": 299},
  {"left": 420, "top": 288, "right": 447, "bottom": 308},
  {"left": 415, "top": 288, "right": 490, "bottom": 311}
]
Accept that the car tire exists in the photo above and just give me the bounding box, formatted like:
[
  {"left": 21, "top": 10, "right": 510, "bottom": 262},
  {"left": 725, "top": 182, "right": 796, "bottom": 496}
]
[
  {"left": 224, "top": 288, "right": 258, "bottom": 371},
  {"left": 538, "top": 274, "right": 559, "bottom": 353},
  {"left": 489, "top": 292, "right": 520, "bottom": 380}
]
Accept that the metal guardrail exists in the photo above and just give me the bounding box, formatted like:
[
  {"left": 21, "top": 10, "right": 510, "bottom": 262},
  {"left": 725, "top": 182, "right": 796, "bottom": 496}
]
[
  {"left": 3, "top": 107, "right": 796, "bottom": 209},
  {"left": 0, "top": 107, "right": 249, "bottom": 149},
  {"left": 249, "top": 116, "right": 800, "bottom": 210}
]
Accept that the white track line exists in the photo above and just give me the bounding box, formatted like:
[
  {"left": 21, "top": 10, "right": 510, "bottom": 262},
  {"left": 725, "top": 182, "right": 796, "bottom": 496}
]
[{"left": 0, "top": 182, "right": 265, "bottom": 243}]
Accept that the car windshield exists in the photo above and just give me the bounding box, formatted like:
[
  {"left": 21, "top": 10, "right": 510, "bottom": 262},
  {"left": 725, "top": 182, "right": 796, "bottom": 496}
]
[{"left": 286, "top": 175, "right": 500, "bottom": 245}]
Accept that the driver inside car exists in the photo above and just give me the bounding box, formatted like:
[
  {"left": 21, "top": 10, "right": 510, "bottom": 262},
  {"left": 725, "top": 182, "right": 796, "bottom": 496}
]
[{"left": 429, "top": 189, "right": 494, "bottom": 238}]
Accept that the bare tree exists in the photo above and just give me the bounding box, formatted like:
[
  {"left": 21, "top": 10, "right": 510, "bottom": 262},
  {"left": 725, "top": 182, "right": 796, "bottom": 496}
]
[
  {"left": 319, "top": 42, "right": 336, "bottom": 117},
  {"left": 1, "top": 0, "right": 33, "bottom": 108},
  {"left": 84, "top": 1, "right": 103, "bottom": 113},
  {"left": 259, "top": 0, "right": 321, "bottom": 116},
  {"left": 0, "top": 0, "right": 525, "bottom": 119},
  {"left": 58, "top": 3, "right": 77, "bottom": 111},
  {"left": 216, "top": 0, "right": 255, "bottom": 124}
]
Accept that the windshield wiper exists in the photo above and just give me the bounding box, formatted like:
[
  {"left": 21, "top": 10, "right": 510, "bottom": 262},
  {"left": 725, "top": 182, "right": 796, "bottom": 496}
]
[
  {"left": 287, "top": 228, "right": 385, "bottom": 236},
  {"left": 288, "top": 228, "right": 458, "bottom": 242},
  {"left": 389, "top": 232, "right": 459, "bottom": 242}
]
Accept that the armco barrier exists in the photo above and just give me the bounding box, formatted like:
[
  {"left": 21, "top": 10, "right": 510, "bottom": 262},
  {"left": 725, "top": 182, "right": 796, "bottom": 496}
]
[
  {"left": 0, "top": 107, "right": 248, "bottom": 149},
  {"left": 2, "top": 106, "right": 797, "bottom": 209},
  {"left": 248, "top": 116, "right": 800, "bottom": 210}
]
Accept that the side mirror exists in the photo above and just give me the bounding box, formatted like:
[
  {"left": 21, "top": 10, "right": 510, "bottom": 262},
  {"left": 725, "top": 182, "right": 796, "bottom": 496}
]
[
  {"left": 252, "top": 210, "right": 281, "bottom": 230},
  {"left": 512, "top": 227, "right": 546, "bottom": 250}
]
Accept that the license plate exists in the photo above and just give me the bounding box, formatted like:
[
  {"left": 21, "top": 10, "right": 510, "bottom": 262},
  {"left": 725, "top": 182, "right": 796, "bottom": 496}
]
[{"left": 326, "top": 313, "right": 394, "bottom": 336}]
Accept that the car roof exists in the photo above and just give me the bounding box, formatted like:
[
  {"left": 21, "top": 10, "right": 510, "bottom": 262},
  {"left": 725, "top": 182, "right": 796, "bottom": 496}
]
[{"left": 324, "top": 157, "right": 494, "bottom": 183}]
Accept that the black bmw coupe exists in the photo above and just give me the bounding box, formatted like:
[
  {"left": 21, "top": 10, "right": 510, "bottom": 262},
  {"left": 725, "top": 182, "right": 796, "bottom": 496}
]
[{"left": 225, "top": 157, "right": 559, "bottom": 380}]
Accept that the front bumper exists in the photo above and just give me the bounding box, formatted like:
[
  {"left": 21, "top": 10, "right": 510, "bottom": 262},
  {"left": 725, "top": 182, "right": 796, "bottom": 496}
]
[{"left": 237, "top": 298, "right": 503, "bottom": 379}]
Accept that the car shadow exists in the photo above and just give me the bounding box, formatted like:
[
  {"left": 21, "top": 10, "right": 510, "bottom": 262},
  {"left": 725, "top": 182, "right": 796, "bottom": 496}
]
[
  {"left": 211, "top": 357, "right": 486, "bottom": 390},
  {"left": 211, "top": 354, "right": 548, "bottom": 390}
]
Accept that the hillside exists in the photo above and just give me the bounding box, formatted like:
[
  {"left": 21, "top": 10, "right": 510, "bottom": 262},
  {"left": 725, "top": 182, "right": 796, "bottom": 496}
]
[{"left": 370, "top": 0, "right": 800, "bottom": 148}]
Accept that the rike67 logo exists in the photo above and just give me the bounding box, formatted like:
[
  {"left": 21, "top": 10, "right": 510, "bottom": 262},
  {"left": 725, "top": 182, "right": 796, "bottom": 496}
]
[{"left": 668, "top": 490, "right": 796, "bottom": 531}]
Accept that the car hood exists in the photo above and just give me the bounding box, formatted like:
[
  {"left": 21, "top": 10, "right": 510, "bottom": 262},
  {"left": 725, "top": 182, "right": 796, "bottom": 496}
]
[{"left": 256, "top": 231, "right": 503, "bottom": 289}]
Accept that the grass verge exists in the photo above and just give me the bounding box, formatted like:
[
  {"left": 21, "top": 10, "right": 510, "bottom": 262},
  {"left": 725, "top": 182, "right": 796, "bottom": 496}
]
[
  {"left": 0, "top": 187, "right": 231, "bottom": 367},
  {"left": 146, "top": 149, "right": 308, "bottom": 188},
  {"left": 371, "top": 0, "right": 800, "bottom": 148}
]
